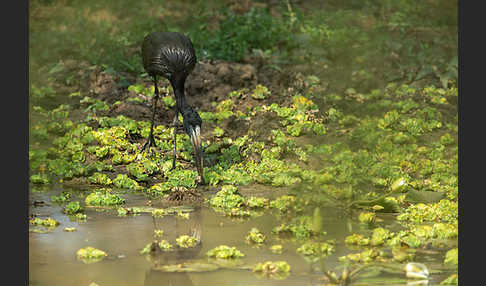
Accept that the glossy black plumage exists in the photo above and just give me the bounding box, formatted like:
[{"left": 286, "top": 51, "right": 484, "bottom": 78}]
[
  {"left": 142, "top": 32, "right": 196, "bottom": 85},
  {"left": 140, "top": 31, "right": 204, "bottom": 185}
]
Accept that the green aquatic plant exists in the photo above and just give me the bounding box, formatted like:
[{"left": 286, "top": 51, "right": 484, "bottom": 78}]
[
  {"left": 444, "top": 248, "right": 458, "bottom": 265},
  {"left": 153, "top": 229, "right": 164, "bottom": 238},
  {"left": 397, "top": 199, "right": 458, "bottom": 223},
  {"left": 76, "top": 246, "right": 107, "bottom": 264},
  {"left": 140, "top": 242, "right": 156, "bottom": 255},
  {"left": 440, "top": 273, "right": 458, "bottom": 285},
  {"left": 176, "top": 235, "right": 198, "bottom": 248},
  {"left": 246, "top": 228, "right": 266, "bottom": 244},
  {"left": 339, "top": 248, "right": 386, "bottom": 264},
  {"left": 209, "top": 185, "right": 245, "bottom": 210},
  {"left": 88, "top": 172, "right": 112, "bottom": 186},
  {"left": 370, "top": 227, "right": 391, "bottom": 246},
  {"left": 345, "top": 234, "right": 370, "bottom": 246},
  {"left": 30, "top": 217, "right": 60, "bottom": 227},
  {"left": 112, "top": 174, "right": 143, "bottom": 191},
  {"left": 30, "top": 174, "right": 50, "bottom": 184},
  {"left": 206, "top": 245, "right": 245, "bottom": 259},
  {"left": 253, "top": 261, "right": 290, "bottom": 279},
  {"left": 85, "top": 190, "right": 125, "bottom": 206},
  {"left": 126, "top": 159, "right": 159, "bottom": 182},
  {"left": 161, "top": 169, "right": 198, "bottom": 190},
  {"left": 152, "top": 208, "right": 168, "bottom": 218},
  {"left": 297, "top": 241, "right": 335, "bottom": 258},
  {"left": 269, "top": 195, "right": 301, "bottom": 213},
  {"left": 251, "top": 84, "right": 270, "bottom": 100},
  {"left": 245, "top": 196, "right": 269, "bottom": 208},
  {"left": 51, "top": 191, "right": 71, "bottom": 203},
  {"left": 64, "top": 201, "right": 83, "bottom": 215},
  {"left": 158, "top": 240, "right": 173, "bottom": 251},
  {"left": 272, "top": 216, "right": 324, "bottom": 240},
  {"left": 69, "top": 213, "right": 87, "bottom": 221},
  {"left": 358, "top": 212, "right": 376, "bottom": 225}
]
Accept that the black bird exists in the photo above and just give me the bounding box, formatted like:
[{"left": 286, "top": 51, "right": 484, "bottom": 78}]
[{"left": 141, "top": 31, "right": 204, "bottom": 184}]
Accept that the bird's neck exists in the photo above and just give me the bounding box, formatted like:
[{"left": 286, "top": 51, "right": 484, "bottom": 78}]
[{"left": 173, "top": 85, "right": 189, "bottom": 113}]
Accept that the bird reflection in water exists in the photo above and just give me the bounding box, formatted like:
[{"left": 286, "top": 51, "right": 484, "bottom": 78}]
[{"left": 144, "top": 206, "right": 203, "bottom": 286}]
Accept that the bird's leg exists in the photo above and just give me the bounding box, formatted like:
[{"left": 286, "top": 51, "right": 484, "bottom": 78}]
[
  {"left": 141, "top": 77, "right": 159, "bottom": 153},
  {"left": 171, "top": 112, "right": 179, "bottom": 170}
]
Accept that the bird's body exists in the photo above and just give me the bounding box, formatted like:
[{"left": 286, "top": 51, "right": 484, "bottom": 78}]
[
  {"left": 142, "top": 32, "right": 196, "bottom": 88},
  {"left": 141, "top": 32, "right": 204, "bottom": 184}
]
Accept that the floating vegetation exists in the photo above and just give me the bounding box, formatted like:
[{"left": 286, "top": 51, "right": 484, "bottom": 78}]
[
  {"left": 297, "top": 241, "right": 335, "bottom": 258},
  {"left": 245, "top": 228, "right": 266, "bottom": 245},
  {"left": 76, "top": 247, "right": 107, "bottom": 264},
  {"left": 29, "top": 1, "right": 457, "bottom": 284},
  {"left": 85, "top": 189, "right": 125, "bottom": 206},
  {"left": 158, "top": 240, "right": 174, "bottom": 251},
  {"left": 175, "top": 235, "right": 198, "bottom": 248},
  {"left": 30, "top": 173, "right": 50, "bottom": 184},
  {"left": 113, "top": 174, "right": 143, "bottom": 191},
  {"left": 358, "top": 212, "right": 376, "bottom": 225},
  {"left": 206, "top": 245, "right": 245, "bottom": 259},
  {"left": 151, "top": 208, "right": 168, "bottom": 218},
  {"left": 339, "top": 248, "right": 387, "bottom": 264},
  {"left": 140, "top": 242, "right": 156, "bottom": 255},
  {"left": 269, "top": 195, "right": 302, "bottom": 213},
  {"left": 51, "top": 191, "right": 71, "bottom": 203},
  {"left": 69, "top": 213, "right": 87, "bottom": 221},
  {"left": 64, "top": 201, "right": 83, "bottom": 215},
  {"left": 273, "top": 215, "right": 325, "bottom": 240},
  {"left": 253, "top": 261, "right": 291, "bottom": 280},
  {"left": 440, "top": 273, "right": 458, "bottom": 285},
  {"left": 444, "top": 248, "right": 458, "bottom": 265},
  {"left": 30, "top": 217, "right": 60, "bottom": 227}
]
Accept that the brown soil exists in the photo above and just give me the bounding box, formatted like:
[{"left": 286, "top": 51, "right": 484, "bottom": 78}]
[{"left": 79, "top": 59, "right": 315, "bottom": 141}]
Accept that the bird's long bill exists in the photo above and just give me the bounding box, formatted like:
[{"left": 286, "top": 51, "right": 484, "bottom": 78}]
[{"left": 189, "top": 125, "right": 204, "bottom": 184}]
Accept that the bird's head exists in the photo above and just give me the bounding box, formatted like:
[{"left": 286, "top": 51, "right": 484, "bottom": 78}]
[{"left": 182, "top": 107, "right": 204, "bottom": 184}]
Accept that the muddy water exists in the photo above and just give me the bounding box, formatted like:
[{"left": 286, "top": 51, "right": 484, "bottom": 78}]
[
  {"left": 29, "top": 185, "right": 450, "bottom": 286},
  {"left": 30, "top": 186, "right": 344, "bottom": 286}
]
